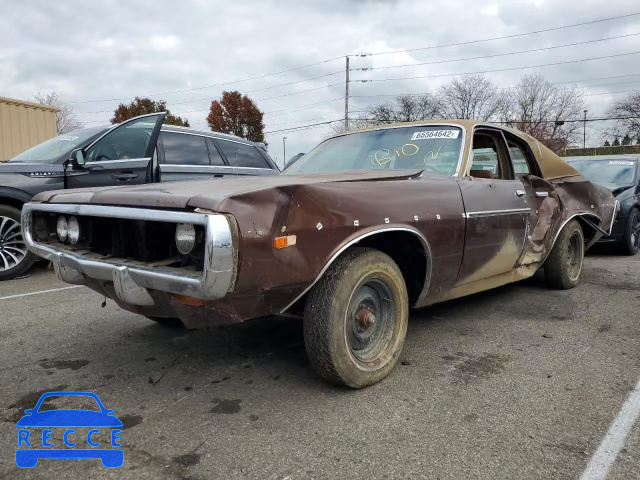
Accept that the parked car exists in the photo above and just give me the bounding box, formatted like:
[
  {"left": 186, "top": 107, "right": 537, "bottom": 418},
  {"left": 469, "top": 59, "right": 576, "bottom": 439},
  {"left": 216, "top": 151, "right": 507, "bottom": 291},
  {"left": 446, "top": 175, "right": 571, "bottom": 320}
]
[
  {"left": 0, "top": 113, "right": 278, "bottom": 280},
  {"left": 566, "top": 155, "right": 639, "bottom": 255},
  {"left": 22, "top": 120, "right": 616, "bottom": 387}
]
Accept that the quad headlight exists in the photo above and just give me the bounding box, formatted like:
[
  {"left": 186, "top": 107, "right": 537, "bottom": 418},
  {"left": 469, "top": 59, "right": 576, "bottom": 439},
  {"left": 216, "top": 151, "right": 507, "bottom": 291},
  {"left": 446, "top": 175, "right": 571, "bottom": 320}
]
[
  {"left": 56, "top": 216, "right": 68, "bottom": 242},
  {"left": 175, "top": 223, "right": 196, "bottom": 255},
  {"left": 68, "top": 216, "right": 80, "bottom": 244}
]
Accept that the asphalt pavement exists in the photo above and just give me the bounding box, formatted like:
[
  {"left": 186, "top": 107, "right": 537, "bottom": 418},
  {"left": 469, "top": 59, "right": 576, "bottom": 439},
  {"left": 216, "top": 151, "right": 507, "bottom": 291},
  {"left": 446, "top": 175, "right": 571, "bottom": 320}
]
[{"left": 0, "top": 251, "right": 638, "bottom": 479}]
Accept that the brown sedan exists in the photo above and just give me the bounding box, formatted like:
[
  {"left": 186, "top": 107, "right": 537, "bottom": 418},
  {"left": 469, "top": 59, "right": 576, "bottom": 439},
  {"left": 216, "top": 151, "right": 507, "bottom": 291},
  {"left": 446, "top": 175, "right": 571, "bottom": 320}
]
[{"left": 22, "top": 121, "right": 617, "bottom": 388}]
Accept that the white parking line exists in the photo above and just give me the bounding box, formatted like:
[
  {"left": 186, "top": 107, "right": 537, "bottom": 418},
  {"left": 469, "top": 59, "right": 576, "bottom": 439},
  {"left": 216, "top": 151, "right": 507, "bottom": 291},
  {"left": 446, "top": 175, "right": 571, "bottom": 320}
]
[
  {"left": 0, "top": 285, "right": 84, "bottom": 301},
  {"left": 580, "top": 379, "right": 640, "bottom": 480}
]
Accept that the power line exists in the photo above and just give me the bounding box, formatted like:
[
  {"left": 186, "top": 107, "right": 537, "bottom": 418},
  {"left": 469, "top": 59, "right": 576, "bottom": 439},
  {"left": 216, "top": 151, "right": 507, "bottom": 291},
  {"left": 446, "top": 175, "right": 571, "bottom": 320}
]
[
  {"left": 76, "top": 74, "right": 343, "bottom": 116},
  {"left": 584, "top": 89, "right": 640, "bottom": 97},
  {"left": 354, "top": 50, "right": 640, "bottom": 83},
  {"left": 68, "top": 55, "right": 345, "bottom": 105},
  {"left": 355, "top": 12, "right": 640, "bottom": 57},
  {"left": 352, "top": 32, "right": 640, "bottom": 72},
  {"left": 265, "top": 118, "right": 345, "bottom": 134}
]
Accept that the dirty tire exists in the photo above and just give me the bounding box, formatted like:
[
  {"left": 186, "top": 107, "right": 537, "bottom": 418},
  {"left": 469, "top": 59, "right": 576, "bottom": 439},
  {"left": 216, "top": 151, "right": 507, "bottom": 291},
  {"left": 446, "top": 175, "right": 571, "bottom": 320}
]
[
  {"left": 0, "top": 204, "right": 37, "bottom": 281},
  {"left": 617, "top": 207, "right": 640, "bottom": 256},
  {"left": 303, "top": 247, "right": 409, "bottom": 388},
  {"left": 544, "top": 219, "right": 584, "bottom": 289},
  {"left": 144, "top": 316, "right": 184, "bottom": 327}
]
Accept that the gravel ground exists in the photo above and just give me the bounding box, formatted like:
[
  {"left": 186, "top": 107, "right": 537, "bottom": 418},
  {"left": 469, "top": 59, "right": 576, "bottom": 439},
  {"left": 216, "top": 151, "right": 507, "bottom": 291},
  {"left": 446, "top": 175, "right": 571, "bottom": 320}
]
[{"left": 0, "top": 251, "right": 638, "bottom": 480}]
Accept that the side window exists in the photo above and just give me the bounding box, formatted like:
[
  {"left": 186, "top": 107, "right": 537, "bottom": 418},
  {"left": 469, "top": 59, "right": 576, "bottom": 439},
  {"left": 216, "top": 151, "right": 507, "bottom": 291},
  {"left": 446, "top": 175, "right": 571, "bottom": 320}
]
[
  {"left": 217, "top": 140, "right": 270, "bottom": 169},
  {"left": 85, "top": 116, "right": 155, "bottom": 162},
  {"left": 160, "top": 132, "right": 209, "bottom": 165},
  {"left": 507, "top": 141, "right": 531, "bottom": 175},
  {"left": 469, "top": 133, "right": 502, "bottom": 179},
  {"left": 205, "top": 138, "right": 225, "bottom": 166}
]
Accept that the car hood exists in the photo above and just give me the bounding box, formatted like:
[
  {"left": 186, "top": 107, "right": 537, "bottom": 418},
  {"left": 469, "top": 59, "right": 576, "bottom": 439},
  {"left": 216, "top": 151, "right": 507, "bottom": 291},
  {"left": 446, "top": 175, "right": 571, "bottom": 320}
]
[
  {"left": 0, "top": 162, "right": 65, "bottom": 174},
  {"left": 33, "top": 170, "right": 423, "bottom": 210},
  {"left": 601, "top": 183, "right": 635, "bottom": 197},
  {"left": 16, "top": 410, "right": 123, "bottom": 427}
]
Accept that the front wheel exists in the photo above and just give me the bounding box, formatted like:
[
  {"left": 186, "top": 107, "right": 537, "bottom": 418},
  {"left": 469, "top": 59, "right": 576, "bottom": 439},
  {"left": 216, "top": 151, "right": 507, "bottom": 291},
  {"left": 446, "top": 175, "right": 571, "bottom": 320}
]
[
  {"left": 303, "top": 247, "right": 409, "bottom": 388},
  {"left": 617, "top": 207, "right": 640, "bottom": 256},
  {"left": 544, "top": 219, "right": 584, "bottom": 289},
  {"left": 0, "top": 205, "right": 37, "bottom": 281}
]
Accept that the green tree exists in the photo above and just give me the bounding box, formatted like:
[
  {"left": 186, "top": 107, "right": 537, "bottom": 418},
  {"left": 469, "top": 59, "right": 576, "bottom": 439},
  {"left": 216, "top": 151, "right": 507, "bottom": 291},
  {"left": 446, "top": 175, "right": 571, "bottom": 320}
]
[
  {"left": 604, "top": 139, "right": 611, "bottom": 147},
  {"left": 206, "top": 91, "right": 264, "bottom": 142},
  {"left": 621, "top": 134, "right": 632, "bottom": 146},
  {"left": 612, "top": 137, "right": 621, "bottom": 146},
  {"left": 111, "top": 97, "right": 189, "bottom": 126}
]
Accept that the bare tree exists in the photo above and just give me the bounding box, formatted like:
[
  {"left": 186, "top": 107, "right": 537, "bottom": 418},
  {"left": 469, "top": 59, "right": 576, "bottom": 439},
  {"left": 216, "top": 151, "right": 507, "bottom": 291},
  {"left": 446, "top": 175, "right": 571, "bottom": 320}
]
[
  {"left": 502, "top": 74, "right": 586, "bottom": 152},
  {"left": 33, "top": 92, "right": 83, "bottom": 134},
  {"left": 437, "top": 75, "right": 505, "bottom": 121},
  {"left": 608, "top": 92, "right": 640, "bottom": 140}
]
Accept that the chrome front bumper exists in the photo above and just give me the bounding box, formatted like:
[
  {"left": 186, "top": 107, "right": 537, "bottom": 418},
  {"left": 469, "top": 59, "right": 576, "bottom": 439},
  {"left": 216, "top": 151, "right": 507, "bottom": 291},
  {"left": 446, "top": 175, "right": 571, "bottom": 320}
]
[{"left": 22, "top": 203, "right": 236, "bottom": 306}]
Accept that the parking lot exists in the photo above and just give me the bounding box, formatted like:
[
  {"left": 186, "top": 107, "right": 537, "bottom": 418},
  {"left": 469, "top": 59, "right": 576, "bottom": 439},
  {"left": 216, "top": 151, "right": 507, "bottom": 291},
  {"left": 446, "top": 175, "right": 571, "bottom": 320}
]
[{"left": 0, "top": 251, "right": 638, "bottom": 479}]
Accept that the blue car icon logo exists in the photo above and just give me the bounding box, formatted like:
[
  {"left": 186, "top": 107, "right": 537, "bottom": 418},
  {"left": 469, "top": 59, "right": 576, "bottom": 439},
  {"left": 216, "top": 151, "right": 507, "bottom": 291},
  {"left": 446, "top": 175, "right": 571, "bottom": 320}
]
[{"left": 15, "top": 391, "right": 123, "bottom": 468}]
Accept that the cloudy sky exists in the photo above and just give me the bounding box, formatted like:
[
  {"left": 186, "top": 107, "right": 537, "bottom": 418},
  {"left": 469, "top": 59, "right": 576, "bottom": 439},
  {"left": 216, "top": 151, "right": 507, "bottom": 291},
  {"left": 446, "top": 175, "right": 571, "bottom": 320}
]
[{"left": 2, "top": 0, "right": 640, "bottom": 166}]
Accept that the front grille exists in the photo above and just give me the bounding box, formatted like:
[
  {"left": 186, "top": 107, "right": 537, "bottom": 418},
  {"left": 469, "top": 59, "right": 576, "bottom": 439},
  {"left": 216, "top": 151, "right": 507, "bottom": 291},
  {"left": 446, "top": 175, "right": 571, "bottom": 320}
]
[{"left": 32, "top": 212, "right": 205, "bottom": 271}]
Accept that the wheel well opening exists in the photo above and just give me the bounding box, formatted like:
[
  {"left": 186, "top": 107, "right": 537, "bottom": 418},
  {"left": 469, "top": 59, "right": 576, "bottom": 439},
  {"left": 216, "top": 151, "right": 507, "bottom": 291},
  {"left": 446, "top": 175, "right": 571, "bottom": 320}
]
[
  {"left": 0, "top": 197, "right": 25, "bottom": 211},
  {"left": 575, "top": 215, "right": 601, "bottom": 246},
  {"left": 356, "top": 231, "right": 428, "bottom": 306}
]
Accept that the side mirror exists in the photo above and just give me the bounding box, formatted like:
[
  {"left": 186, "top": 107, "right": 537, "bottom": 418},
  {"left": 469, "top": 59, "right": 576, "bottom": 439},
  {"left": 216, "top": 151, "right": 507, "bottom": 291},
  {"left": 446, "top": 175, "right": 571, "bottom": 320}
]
[
  {"left": 23, "top": 409, "right": 34, "bottom": 415},
  {"left": 70, "top": 148, "right": 85, "bottom": 166}
]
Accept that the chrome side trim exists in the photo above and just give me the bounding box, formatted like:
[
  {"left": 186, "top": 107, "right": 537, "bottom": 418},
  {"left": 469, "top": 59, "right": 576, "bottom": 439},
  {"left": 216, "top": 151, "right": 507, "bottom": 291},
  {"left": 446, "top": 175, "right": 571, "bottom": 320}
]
[
  {"left": 465, "top": 208, "right": 531, "bottom": 218},
  {"left": 160, "top": 164, "right": 276, "bottom": 174},
  {"left": 21, "top": 203, "right": 235, "bottom": 305},
  {"left": 608, "top": 200, "right": 619, "bottom": 235},
  {"left": 85, "top": 157, "right": 150, "bottom": 166},
  {"left": 279, "top": 226, "right": 432, "bottom": 314}
]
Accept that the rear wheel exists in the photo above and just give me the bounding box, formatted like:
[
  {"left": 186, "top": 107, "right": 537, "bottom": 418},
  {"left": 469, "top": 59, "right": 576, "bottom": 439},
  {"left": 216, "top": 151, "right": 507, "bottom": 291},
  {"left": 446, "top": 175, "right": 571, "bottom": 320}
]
[
  {"left": 303, "top": 248, "right": 409, "bottom": 388},
  {"left": 0, "top": 205, "right": 36, "bottom": 281},
  {"left": 617, "top": 207, "right": 640, "bottom": 256},
  {"left": 544, "top": 220, "right": 584, "bottom": 289}
]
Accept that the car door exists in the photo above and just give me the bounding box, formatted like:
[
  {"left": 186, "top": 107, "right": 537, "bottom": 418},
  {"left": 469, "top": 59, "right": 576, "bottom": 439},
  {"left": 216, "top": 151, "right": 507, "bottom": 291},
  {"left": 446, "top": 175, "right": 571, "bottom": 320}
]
[
  {"left": 158, "top": 132, "right": 229, "bottom": 182},
  {"left": 65, "top": 113, "right": 164, "bottom": 188},
  {"left": 455, "top": 128, "right": 530, "bottom": 286},
  {"left": 503, "top": 132, "right": 560, "bottom": 263}
]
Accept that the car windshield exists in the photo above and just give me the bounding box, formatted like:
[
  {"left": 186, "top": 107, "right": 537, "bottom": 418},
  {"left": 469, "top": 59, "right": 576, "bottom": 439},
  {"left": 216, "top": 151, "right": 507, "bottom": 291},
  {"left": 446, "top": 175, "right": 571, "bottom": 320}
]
[
  {"left": 284, "top": 125, "right": 463, "bottom": 175},
  {"left": 9, "top": 126, "right": 107, "bottom": 163},
  {"left": 568, "top": 159, "right": 637, "bottom": 186}
]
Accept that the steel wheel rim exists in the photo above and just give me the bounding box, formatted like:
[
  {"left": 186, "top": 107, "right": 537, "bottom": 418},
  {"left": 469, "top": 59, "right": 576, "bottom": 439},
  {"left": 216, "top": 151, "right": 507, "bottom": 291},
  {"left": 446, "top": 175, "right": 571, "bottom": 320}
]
[
  {"left": 631, "top": 212, "right": 640, "bottom": 250},
  {"left": 346, "top": 278, "right": 395, "bottom": 363},
  {"left": 566, "top": 231, "right": 583, "bottom": 281},
  {"left": 0, "top": 216, "right": 27, "bottom": 272}
]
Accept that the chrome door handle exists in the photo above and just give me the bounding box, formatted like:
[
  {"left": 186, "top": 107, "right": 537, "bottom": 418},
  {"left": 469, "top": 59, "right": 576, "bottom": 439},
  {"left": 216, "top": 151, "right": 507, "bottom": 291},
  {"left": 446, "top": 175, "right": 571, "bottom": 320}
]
[
  {"left": 515, "top": 189, "right": 526, "bottom": 196},
  {"left": 535, "top": 191, "right": 549, "bottom": 197}
]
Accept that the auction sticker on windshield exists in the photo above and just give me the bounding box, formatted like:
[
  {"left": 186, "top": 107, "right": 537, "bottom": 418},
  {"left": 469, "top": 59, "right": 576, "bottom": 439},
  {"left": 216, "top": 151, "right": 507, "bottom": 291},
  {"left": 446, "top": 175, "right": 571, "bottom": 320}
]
[
  {"left": 410, "top": 130, "right": 459, "bottom": 140},
  {"left": 609, "top": 161, "right": 635, "bottom": 165}
]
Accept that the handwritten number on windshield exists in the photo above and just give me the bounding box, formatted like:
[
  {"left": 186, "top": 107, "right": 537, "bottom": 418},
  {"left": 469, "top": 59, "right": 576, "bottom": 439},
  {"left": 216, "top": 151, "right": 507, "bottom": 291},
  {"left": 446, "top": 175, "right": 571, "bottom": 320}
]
[{"left": 372, "top": 143, "right": 441, "bottom": 167}]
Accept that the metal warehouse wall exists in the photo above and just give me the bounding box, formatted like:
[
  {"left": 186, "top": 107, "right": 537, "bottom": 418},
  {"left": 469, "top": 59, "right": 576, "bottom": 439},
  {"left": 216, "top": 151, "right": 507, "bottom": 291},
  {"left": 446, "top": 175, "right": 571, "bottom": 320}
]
[{"left": 0, "top": 96, "right": 58, "bottom": 162}]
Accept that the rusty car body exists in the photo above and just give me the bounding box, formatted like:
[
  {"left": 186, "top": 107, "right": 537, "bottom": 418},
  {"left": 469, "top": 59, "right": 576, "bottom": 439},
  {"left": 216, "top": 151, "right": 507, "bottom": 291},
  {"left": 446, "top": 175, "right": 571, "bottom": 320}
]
[{"left": 22, "top": 120, "right": 617, "bottom": 387}]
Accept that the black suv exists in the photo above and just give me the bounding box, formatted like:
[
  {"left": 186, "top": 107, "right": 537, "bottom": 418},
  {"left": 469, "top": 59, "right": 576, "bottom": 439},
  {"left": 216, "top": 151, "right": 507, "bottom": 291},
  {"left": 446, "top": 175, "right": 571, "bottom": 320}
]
[{"left": 0, "top": 113, "right": 279, "bottom": 280}]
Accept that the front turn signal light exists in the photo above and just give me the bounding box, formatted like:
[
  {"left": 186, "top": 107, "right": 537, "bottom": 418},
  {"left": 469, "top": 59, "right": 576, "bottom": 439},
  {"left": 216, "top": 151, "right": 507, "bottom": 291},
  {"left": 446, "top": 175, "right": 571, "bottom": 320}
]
[{"left": 273, "top": 235, "right": 297, "bottom": 250}]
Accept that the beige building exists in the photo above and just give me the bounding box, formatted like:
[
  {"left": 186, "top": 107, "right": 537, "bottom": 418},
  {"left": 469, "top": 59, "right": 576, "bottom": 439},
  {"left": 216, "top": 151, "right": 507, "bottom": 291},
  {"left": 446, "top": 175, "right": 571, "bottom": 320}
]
[{"left": 0, "top": 96, "right": 58, "bottom": 162}]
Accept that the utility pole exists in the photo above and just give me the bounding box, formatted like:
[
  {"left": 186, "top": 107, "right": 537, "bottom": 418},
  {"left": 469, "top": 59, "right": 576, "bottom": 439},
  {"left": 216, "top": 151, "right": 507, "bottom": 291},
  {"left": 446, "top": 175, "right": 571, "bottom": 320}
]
[
  {"left": 282, "top": 136, "right": 287, "bottom": 168},
  {"left": 344, "top": 55, "right": 350, "bottom": 132},
  {"left": 583, "top": 109, "right": 587, "bottom": 149}
]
